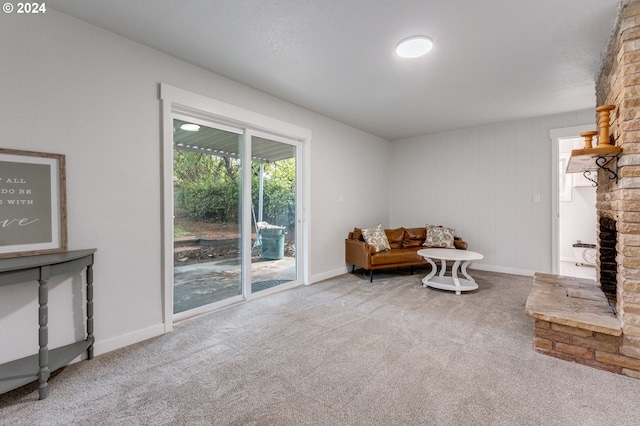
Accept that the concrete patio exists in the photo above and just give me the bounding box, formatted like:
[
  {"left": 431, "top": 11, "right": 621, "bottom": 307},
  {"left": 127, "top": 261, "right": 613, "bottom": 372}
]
[{"left": 173, "top": 256, "right": 296, "bottom": 313}]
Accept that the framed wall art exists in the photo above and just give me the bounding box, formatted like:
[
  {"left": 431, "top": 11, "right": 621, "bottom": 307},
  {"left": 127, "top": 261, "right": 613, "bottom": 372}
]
[{"left": 0, "top": 148, "right": 67, "bottom": 258}]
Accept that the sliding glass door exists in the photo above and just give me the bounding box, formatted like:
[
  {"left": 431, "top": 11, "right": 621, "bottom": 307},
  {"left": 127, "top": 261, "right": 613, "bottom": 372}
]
[
  {"left": 162, "top": 83, "right": 310, "bottom": 324},
  {"left": 172, "top": 119, "right": 243, "bottom": 313},
  {"left": 169, "top": 118, "right": 302, "bottom": 319},
  {"left": 250, "top": 135, "right": 297, "bottom": 293}
]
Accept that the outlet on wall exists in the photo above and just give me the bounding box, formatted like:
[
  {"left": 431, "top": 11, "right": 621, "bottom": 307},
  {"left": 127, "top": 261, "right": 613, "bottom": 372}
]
[{"left": 533, "top": 193, "right": 541, "bottom": 203}]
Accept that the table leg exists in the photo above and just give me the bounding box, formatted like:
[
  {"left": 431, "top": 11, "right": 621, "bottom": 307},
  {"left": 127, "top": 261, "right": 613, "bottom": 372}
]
[
  {"left": 439, "top": 259, "right": 447, "bottom": 279},
  {"left": 423, "top": 257, "right": 438, "bottom": 286},
  {"left": 451, "top": 260, "right": 462, "bottom": 295},
  {"left": 86, "top": 261, "right": 94, "bottom": 359},
  {"left": 461, "top": 261, "right": 475, "bottom": 283},
  {"left": 38, "top": 266, "right": 51, "bottom": 400}
]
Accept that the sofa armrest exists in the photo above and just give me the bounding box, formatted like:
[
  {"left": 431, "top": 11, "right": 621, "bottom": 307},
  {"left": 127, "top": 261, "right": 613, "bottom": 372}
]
[
  {"left": 345, "top": 238, "right": 372, "bottom": 270},
  {"left": 454, "top": 237, "right": 468, "bottom": 250}
]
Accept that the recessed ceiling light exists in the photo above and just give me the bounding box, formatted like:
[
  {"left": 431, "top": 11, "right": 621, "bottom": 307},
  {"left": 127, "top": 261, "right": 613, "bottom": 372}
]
[
  {"left": 180, "top": 123, "right": 200, "bottom": 131},
  {"left": 395, "top": 36, "right": 434, "bottom": 58}
]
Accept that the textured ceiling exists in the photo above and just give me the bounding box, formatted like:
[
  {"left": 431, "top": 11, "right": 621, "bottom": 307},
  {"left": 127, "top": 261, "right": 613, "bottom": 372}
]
[{"left": 48, "top": 0, "right": 623, "bottom": 140}]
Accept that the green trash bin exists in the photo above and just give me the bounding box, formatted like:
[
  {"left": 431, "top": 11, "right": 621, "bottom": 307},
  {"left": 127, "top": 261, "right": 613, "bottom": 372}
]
[{"left": 260, "top": 226, "right": 286, "bottom": 260}]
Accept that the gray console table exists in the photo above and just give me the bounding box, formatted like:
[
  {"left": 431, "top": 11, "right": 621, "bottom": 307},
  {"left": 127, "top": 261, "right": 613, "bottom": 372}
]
[{"left": 0, "top": 249, "right": 96, "bottom": 400}]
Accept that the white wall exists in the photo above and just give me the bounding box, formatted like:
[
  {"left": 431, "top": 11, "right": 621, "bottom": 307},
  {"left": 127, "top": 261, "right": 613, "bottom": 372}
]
[
  {"left": 0, "top": 10, "right": 389, "bottom": 363},
  {"left": 389, "top": 110, "right": 595, "bottom": 275}
]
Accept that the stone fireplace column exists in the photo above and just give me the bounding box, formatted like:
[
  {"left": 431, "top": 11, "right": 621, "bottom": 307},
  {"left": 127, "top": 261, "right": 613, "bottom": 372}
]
[{"left": 596, "top": 0, "right": 640, "bottom": 364}]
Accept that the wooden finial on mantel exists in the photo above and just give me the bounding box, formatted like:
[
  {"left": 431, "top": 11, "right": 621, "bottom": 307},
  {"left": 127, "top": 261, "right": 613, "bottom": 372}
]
[
  {"left": 580, "top": 131, "right": 598, "bottom": 149},
  {"left": 595, "top": 104, "right": 616, "bottom": 148},
  {"left": 566, "top": 105, "right": 621, "bottom": 175}
]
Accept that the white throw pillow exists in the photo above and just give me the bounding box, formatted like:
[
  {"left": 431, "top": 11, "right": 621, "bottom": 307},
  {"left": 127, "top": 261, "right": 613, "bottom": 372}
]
[
  {"left": 423, "top": 224, "right": 455, "bottom": 248},
  {"left": 362, "top": 224, "right": 391, "bottom": 253}
]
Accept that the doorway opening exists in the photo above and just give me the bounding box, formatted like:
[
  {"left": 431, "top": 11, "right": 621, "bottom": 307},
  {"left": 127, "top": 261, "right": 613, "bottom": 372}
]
[{"left": 551, "top": 125, "right": 596, "bottom": 280}]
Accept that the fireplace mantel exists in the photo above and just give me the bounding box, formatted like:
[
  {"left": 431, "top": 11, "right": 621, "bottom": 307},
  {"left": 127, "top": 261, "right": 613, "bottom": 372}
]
[
  {"left": 566, "top": 146, "right": 621, "bottom": 186},
  {"left": 566, "top": 146, "right": 621, "bottom": 173}
]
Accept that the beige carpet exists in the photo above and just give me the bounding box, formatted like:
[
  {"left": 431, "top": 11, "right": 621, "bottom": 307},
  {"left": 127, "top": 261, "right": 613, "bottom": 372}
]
[{"left": 1, "top": 268, "right": 640, "bottom": 425}]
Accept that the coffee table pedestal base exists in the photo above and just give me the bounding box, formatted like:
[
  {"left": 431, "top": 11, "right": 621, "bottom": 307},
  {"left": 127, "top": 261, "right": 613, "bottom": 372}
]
[
  {"left": 421, "top": 275, "right": 478, "bottom": 295},
  {"left": 417, "top": 252, "right": 482, "bottom": 295}
]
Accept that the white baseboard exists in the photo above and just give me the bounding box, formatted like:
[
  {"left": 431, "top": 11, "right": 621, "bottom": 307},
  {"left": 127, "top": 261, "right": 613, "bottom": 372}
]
[
  {"left": 310, "top": 266, "right": 348, "bottom": 284},
  {"left": 469, "top": 263, "right": 536, "bottom": 277},
  {"left": 311, "top": 263, "right": 535, "bottom": 283},
  {"left": 93, "top": 323, "right": 165, "bottom": 357}
]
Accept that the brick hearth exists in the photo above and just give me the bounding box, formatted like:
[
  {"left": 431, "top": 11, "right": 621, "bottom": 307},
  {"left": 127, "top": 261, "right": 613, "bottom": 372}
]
[{"left": 525, "top": 274, "right": 640, "bottom": 378}]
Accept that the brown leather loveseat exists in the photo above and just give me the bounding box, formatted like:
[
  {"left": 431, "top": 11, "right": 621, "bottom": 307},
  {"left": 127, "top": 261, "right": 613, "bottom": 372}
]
[{"left": 345, "top": 226, "right": 468, "bottom": 282}]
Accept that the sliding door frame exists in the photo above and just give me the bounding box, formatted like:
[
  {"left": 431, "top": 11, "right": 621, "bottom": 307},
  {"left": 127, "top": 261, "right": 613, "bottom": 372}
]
[{"left": 160, "top": 84, "right": 311, "bottom": 332}]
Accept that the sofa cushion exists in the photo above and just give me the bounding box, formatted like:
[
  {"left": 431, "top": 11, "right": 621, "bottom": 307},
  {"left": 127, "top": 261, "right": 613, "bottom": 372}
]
[
  {"left": 362, "top": 224, "right": 390, "bottom": 253},
  {"left": 402, "top": 227, "right": 426, "bottom": 248},
  {"left": 370, "top": 248, "right": 424, "bottom": 266},
  {"left": 424, "top": 224, "right": 455, "bottom": 248},
  {"left": 385, "top": 227, "right": 405, "bottom": 249}
]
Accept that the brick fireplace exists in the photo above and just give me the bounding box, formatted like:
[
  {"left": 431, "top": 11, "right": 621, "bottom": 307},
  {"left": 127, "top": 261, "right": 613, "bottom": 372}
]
[
  {"left": 595, "top": 0, "right": 640, "bottom": 366},
  {"left": 525, "top": 1, "right": 640, "bottom": 379}
]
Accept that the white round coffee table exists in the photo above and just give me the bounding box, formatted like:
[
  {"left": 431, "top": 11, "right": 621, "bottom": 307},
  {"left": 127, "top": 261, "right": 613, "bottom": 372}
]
[{"left": 417, "top": 248, "right": 484, "bottom": 295}]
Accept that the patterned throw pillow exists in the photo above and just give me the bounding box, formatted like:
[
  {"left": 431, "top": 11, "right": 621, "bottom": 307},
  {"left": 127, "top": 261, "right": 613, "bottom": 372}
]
[
  {"left": 423, "top": 224, "right": 455, "bottom": 248},
  {"left": 362, "top": 224, "right": 391, "bottom": 253}
]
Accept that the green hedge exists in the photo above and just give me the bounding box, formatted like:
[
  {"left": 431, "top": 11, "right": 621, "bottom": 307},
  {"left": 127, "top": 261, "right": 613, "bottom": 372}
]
[{"left": 174, "top": 151, "right": 295, "bottom": 226}]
